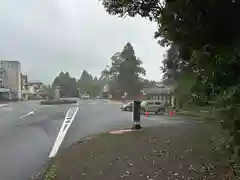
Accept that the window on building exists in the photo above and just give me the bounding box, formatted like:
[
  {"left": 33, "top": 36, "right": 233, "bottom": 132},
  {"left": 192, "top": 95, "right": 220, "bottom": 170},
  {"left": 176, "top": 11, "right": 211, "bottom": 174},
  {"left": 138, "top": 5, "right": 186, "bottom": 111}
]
[
  {"left": 155, "top": 102, "right": 161, "bottom": 105},
  {"left": 167, "top": 96, "right": 170, "bottom": 104},
  {"left": 0, "top": 81, "right": 3, "bottom": 88},
  {"left": 147, "top": 102, "right": 154, "bottom": 105}
]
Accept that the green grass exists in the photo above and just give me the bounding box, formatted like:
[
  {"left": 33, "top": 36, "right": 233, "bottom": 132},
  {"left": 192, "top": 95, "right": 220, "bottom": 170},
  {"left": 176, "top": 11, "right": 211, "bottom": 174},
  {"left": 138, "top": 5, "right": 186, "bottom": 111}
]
[
  {"left": 44, "top": 165, "right": 57, "bottom": 180},
  {"left": 177, "top": 107, "right": 218, "bottom": 121}
]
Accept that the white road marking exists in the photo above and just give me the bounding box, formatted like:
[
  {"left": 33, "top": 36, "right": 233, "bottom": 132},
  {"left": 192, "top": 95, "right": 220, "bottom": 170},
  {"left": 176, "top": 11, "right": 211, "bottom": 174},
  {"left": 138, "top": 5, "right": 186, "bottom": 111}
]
[
  {"left": 2, "top": 107, "right": 12, "bottom": 111},
  {"left": 26, "top": 100, "right": 41, "bottom": 103},
  {"left": 0, "top": 104, "right": 8, "bottom": 108},
  {"left": 65, "top": 108, "right": 73, "bottom": 119},
  {"left": 20, "top": 109, "right": 36, "bottom": 119},
  {"left": 88, "top": 102, "right": 97, "bottom": 105},
  {"left": 49, "top": 107, "right": 79, "bottom": 158},
  {"left": 103, "top": 101, "right": 122, "bottom": 105}
]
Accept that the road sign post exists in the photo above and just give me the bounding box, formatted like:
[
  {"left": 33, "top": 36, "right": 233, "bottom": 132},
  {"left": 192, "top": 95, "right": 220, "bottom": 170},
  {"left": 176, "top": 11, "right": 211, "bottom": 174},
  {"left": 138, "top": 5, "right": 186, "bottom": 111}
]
[{"left": 132, "top": 100, "right": 141, "bottom": 129}]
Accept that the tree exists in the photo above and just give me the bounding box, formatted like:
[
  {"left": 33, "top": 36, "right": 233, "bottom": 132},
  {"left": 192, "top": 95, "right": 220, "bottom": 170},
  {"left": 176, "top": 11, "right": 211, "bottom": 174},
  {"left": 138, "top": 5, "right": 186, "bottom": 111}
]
[
  {"left": 161, "top": 43, "right": 197, "bottom": 108},
  {"left": 41, "top": 84, "right": 54, "bottom": 99},
  {"left": 141, "top": 79, "right": 157, "bottom": 88},
  {"left": 77, "top": 70, "right": 93, "bottom": 95},
  {"left": 105, "top": 42, "right": 146, "bottom": 96},
  {"left": 100, "top": 0, "right": 240, "bottom": 162},
  {"left": 52, "top": 71, "right": 78, "bottom": 97},
  {"left": 77, "top": 70, "right": 105, "bottom": 97},
  {"left": 161, "top": 44, "right": 181, "bottom": 85}
]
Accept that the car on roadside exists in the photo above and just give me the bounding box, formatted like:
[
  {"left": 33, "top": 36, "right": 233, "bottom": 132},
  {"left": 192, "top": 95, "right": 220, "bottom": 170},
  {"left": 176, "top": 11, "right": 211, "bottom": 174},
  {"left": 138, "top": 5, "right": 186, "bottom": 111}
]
[
  {"left": 140, "top": 100, "right": 166, "bottom": 114},
  {"left": 120, "top": 101, "right": 133, "bottom": 111}
]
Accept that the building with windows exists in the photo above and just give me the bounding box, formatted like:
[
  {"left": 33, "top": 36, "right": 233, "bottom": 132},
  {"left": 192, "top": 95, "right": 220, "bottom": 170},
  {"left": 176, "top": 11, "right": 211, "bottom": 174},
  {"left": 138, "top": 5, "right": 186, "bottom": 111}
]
[
  {"left": 141, "top": 84, "right": 175, "bottom": 106},
  {"left": 0, "top": 68, "right": 10, "bottom": 100},
  {"left": 0, "top": 60, "right": 22, "bottom": 100}
]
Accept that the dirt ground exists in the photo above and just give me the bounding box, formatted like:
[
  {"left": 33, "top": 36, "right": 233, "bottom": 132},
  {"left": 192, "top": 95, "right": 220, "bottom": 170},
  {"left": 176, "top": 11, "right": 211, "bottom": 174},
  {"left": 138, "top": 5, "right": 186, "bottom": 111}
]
[{"left": 41, "top": 123, "right": 236, "bottom": 180}]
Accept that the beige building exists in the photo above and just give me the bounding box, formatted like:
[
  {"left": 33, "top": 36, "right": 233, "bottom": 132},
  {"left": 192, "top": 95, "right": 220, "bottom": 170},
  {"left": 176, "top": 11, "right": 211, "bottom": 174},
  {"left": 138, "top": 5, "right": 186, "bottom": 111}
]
[{"left": 0, "top": 60, "right": 22, "bottom": 100}]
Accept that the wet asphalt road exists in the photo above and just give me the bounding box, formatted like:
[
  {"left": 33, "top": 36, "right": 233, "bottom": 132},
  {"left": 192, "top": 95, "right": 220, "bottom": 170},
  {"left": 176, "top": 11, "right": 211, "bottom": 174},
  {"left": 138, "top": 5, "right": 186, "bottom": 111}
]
[
  {"left": 0, "top": 99, "right": 186, "bottom": 180},
  {"left": 0, "top": 101, "right": 75, "bottom": 180}
]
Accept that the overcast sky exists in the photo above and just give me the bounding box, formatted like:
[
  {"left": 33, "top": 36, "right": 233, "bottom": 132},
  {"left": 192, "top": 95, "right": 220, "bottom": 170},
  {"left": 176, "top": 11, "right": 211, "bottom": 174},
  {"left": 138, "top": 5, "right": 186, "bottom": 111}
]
[{"left": 0, "top": 0, "right": 166, "bottom": 84}]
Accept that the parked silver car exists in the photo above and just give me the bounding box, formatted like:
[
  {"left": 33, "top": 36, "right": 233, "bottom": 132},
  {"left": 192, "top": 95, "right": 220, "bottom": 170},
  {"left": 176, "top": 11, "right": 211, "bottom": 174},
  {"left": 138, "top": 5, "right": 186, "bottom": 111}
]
[{"left": 141, "top": 100, "right": 166, "bottom": 114}]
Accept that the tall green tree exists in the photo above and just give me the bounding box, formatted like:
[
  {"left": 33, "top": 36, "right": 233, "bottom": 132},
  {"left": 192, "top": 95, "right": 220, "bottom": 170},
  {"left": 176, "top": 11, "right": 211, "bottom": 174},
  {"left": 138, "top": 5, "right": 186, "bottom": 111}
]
[
  {"left": 161, "top": 44, "right": 181, "bottom": 85},
  {"left": 161, "top": 43, "right": 197, "bottom": 108},
  {"left": 141, "top": 79, "right": 157, "bottom": 88},
  {"left": 77, "top": 70, "right": 105, "bottom": 97},
  {"left": 52, "top": 71, "right": 78, "bottom": 97},
  {"left": 77, "top": 70, "right": 94, "bottom": 94},
  {"left": 106, "top": 42, "right": 146, "bottom": 96}
]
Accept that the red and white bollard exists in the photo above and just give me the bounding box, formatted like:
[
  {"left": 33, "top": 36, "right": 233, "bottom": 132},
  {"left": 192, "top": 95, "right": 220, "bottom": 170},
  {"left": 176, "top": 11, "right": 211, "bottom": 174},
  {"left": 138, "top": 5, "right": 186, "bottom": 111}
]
[{"left": 145, "top": 111, "right": 149, "bottom": 117}]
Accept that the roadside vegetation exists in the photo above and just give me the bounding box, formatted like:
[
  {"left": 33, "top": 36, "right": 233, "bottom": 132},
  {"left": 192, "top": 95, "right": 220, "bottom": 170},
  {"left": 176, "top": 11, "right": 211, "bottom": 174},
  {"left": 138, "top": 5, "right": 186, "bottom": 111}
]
[
  {"left": 44, "top": 165, "right": 57, "bottom": 180},
  {"left": 100, "top": 0, "right": 240, "bottom": 174}
]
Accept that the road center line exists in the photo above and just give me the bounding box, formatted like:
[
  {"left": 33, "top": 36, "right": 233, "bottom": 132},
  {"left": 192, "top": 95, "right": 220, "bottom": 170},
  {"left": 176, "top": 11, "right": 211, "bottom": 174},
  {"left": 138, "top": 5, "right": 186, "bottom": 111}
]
[
  {"left": 49, "top": 107, "right": 79, "bottom": 158},
  {"left": 20, "top": 109, "right": 36, "bottom": 119}
]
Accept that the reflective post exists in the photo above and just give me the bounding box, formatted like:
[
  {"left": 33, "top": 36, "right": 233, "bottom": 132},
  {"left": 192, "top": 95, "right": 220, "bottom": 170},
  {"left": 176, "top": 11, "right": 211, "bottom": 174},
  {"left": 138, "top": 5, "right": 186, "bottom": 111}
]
[{"left": 132, "top": 100, "right": 141, "bottom": 129}]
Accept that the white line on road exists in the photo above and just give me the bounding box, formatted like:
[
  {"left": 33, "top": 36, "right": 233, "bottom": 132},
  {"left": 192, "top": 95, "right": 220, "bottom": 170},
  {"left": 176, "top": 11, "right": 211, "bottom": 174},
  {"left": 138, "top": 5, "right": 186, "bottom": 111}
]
[
  {"left": 49, "top": 107, "right": 79, "bottom": 158},
  {"left": 0, "top": 104, "right": 8, "bottom": 108},
  {"left": 20, "top": 109, "right": 36, "bottom": 119},
  {"left": 88, "top": 102, "right": 97, "bottom": 105},
  {"left": 2, "top": 107, "right": 12, "bottom": 111}
]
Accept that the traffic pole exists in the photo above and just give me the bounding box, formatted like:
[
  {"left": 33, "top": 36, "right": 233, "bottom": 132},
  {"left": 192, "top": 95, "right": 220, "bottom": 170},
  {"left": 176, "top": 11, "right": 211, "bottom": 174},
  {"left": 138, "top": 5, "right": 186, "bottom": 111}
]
[{"left": 132, "top": 100, "right": 141, "bottom": 129}]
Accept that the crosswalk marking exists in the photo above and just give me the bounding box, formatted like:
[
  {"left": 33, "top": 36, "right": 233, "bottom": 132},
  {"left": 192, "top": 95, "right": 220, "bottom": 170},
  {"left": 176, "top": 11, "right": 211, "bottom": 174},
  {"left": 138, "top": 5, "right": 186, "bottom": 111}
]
[
  {"left": 88, "top": 102, "right": 97, "bottom": 105},
  {"left": 2, "top": 107, "right": 12, "bottom": 111},
  {"left": 0, "top": 104, "right": 12, "bottom": 111}
]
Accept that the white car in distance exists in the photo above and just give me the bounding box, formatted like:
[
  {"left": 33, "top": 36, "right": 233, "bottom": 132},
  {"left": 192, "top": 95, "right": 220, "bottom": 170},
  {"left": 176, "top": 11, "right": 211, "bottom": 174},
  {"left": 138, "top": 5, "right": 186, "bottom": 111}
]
[{"left": 82, "top": 94, "right": 90, "bottom": 99}]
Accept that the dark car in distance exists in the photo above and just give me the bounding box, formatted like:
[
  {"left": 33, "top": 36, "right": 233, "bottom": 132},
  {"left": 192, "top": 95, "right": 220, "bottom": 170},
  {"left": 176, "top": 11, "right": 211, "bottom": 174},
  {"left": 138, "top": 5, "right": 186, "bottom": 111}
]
[
  {"left": 120, "top": 100, "right": 143, "bottom": 111},
  {"left": 120, "top": 101, "right": 133, "bottom": 111}
]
